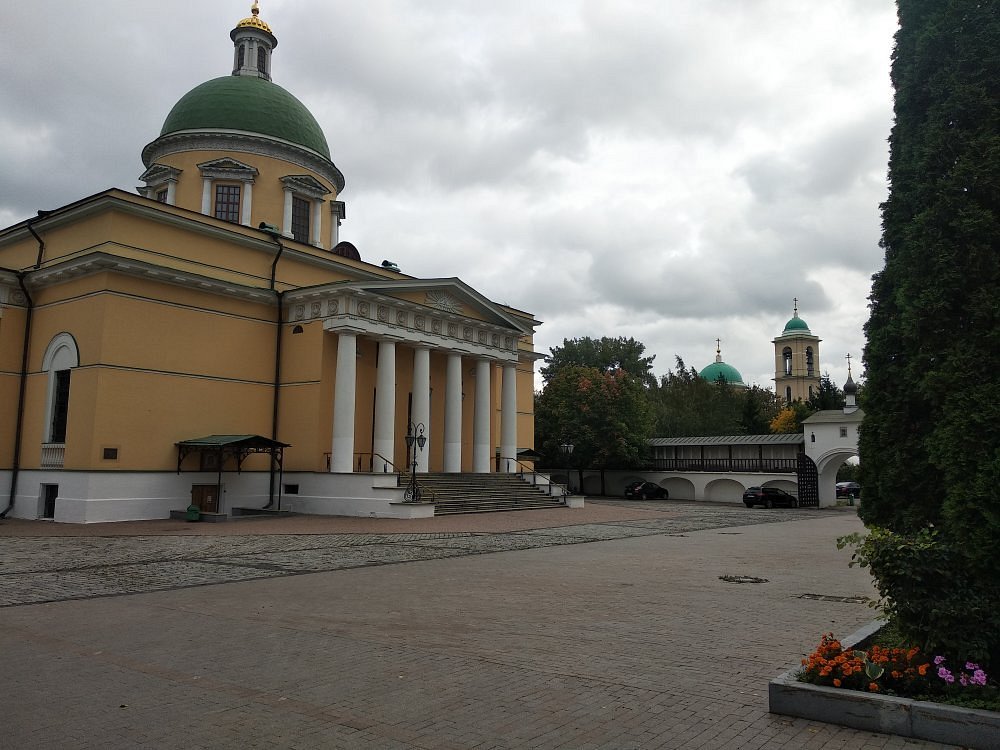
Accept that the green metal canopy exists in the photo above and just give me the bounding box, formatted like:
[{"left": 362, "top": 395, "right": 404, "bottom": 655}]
[{"left": 176, "top": 434, "right": 290, "bottom": 473}]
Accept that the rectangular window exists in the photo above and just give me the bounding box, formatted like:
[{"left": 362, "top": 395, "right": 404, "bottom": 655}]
[
  {"left": 155, "top": 189, "right": 168, "bottom": 203},
  {"left": 284, "top": 484, "right": 300, "bottom": 495},
  {"left": 291, "top": 196, "right": 310, "bottom": 242},
  {"left": 214, "top": 184, "right": 242, "bottom": 223},
  {"left": 102, "top": 447, "right": 119, "bottom": 460},
  {"left": 839, "top": 427, "right": 848, "bottom": 438},
  {"left": 50, "top": 370, "right": 71, "bottom": 443}
]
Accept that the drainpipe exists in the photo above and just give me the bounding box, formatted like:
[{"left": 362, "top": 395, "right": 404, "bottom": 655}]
[
  {"left": 2, "top": 215, "right": 46, "bottom": 519},
  {"left": 260, "top": 224, "right": 284, "bottom": 508}
]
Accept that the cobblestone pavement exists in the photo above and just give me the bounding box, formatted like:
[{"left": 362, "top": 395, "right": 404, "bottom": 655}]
[
  {"left": 0, "top": 502, "right": 956, "bottom": 749},
  {"left": 3, "top": 504, "right": 832, "bottom": 608}
]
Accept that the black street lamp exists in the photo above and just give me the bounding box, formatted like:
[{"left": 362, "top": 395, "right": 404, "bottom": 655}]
[
  {"left": 404, "top": 422, "right": 427, "bottom": 503},
  {"left": 559, "top": 442, "right": 574, "bottom": 493}
]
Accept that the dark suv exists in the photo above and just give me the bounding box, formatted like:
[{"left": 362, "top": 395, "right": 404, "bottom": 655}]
[
  {"left": 624, "top": 481, "right": 669, "bottom": 500},
  {"left": 743, "top": 486, "right": 798, "bottom": 508}
]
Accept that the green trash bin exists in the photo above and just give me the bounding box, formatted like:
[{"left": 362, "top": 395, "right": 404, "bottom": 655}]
[{"left": 186, "top": 504, "right": 201, "bottom": 522}]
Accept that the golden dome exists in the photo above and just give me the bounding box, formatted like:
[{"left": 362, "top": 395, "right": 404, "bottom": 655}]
[{"left": 236, "top": 1, "right": 272, "bottom": 34}]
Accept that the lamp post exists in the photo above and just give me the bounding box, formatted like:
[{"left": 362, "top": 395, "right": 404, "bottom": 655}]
[
  {"left": 559, "top": 442, "right": 574, "bottom": 494},
  {"left": 404, "top": 422, "right": 427, "bottom": 503}
]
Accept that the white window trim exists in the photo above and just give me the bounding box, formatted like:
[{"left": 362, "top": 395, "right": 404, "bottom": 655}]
[{"left": 41, "top": 333, "right": 79, "bottom": 443}]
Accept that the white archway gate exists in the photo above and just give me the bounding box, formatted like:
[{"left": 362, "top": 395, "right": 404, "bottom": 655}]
[{"left": 802, "top": 407, "right": 864, "bottom": 507}]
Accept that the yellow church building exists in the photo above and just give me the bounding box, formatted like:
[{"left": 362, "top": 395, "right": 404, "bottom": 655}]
[{"left": 0, "top": 4, "right": 539, "bottom": 523}]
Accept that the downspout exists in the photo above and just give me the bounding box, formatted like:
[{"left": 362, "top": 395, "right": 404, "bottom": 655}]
[
  {"left": 263, "top": 228, "right": 284, "bottom": 508},
  {"left": 2, "top": 216, "right": 46, "bottom": 519}
]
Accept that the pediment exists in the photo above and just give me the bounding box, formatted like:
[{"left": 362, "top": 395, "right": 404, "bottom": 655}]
[
  {"left": 138, "top": 163, "right": 182, "bottom": 184},
  {"left": 284, "top": 276, "right": 534, "bottom": 337},
  {"left": 350, "top": 278, "right": 533, "bottom": 333},
  {"left": 197, "top": 157, "right": 258, "bottom": 175},
  {"left": 280, "top": 174, "right": 330, "bottom": 199}
]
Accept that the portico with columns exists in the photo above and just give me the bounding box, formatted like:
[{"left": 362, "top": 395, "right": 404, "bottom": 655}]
[{"left": 284, "top": 279, "right": 531, "bottom": 479}]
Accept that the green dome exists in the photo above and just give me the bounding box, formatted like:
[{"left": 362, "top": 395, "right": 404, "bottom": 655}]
[
  {"left": 160, "top": 76, "right": 330, "bottom": 159},
  {"left": 699, "top": 361, "right": 747, "bottom": 387},
  {"left": 782, "top": 315, "right": 812, "bottom": 335}
]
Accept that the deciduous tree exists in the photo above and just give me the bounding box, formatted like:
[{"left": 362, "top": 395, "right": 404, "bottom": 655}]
[
  {"left": 535, "top": 365, "right": 653, "bottom": 472},
  {"left": 540, "top": 336, "right": 656, "bottom": 387}
]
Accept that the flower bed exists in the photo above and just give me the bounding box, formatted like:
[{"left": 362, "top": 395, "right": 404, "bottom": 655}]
[{"left": 769, "top": 621, "right": 1000, "bottom": 749}]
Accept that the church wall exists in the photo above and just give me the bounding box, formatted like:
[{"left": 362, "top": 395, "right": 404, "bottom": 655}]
[
  {"left": 85, "top": 368, "right": 274, "bottom": 470},
  {"left": 0, "top": 233, "right": 43, "bottom": 269},
  {"left": 427, "top": 350, "right": 448, "bottom": 471},
  {"left": 13, "top": 273, "right": 281, "bottom": 472},
  {"left": 0, "top": 300, "right": 27, "bottom": 467}
]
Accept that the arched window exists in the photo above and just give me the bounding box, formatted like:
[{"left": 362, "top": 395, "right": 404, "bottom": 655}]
[
  {"left": 42, "top": 333, "right": 80, "bottom": 444},
  {"left": 238, "top": 44, "right": 246, "bottom": 70},
  {"left": 806, "top": 346, "right": 815, "bottom": 376},
  {"left": 257, "top": 46, "right": 267, "bottom": 76},
  {"left": 783, "top": 347, "right": 792, "bottom": 376}
]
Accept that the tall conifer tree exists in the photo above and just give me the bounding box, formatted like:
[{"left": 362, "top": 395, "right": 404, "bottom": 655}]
[{"left": 860, "top": 0, "right": 999, "bottom": 662}]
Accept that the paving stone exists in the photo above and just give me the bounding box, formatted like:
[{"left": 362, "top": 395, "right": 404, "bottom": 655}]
[{"left": 0, "top": 503, "right": 956, "bottom": 749}]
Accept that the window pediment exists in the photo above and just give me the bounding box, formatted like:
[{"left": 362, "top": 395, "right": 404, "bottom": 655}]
[
  {"left": 139, "top": 163, "right": 182, "bottom": 185},
  {"left": 198, "top": 158, "right": 259, "bottom": 181},
  {"left": 281, "top": 174, "right": 330, "bottom": 200}
]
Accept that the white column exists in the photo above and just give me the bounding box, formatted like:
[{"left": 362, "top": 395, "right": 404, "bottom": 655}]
[
  {"left": 412, "top": 346, "right": 431, "bottom": 473},
  {"left": 473, "top": 359, "right": 491, "bottom": 473},
  {"left": 166, "top": 181, "right": 177, "bottom": 205},
  {"left": 201, "top": 178, "right": 212, "bottom": 215},
  {"left": 311, "top": 199, "right": 323, "bottom": 246},
  {"left": 330, "top": 208, "right": 341, "bottom": 247},
  {"left": 331, "top": 332, "right": 357, "bottom": 472},
  {"left": 444, "top": 353, "right": 463, "bottom": 472},
  {"left": 501, "top": 363, "right": 518, "bottom": 473},
  {"left": 282, "top": 188, "right": 294, "bottom": 238},
  {"left": 372, "top": 339, "right": 396, "bottom": 470},
  {"left": 240, "top": 181, "right": 253, "bottom": 226}
]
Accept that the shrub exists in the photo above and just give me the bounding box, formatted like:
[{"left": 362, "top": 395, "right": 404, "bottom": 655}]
[{"left": 839, "top": 528, "right": 1000, "bottom": 670}]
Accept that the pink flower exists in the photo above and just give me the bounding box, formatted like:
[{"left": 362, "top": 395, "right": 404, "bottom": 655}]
[
  {"left": 933, "top": 656, "right": 946, "bottom": 665},
  {"left": 972, "top": 670, "right": 988, "bottom": 687}
]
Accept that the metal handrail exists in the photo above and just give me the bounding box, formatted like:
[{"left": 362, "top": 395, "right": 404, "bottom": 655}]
[{"left": 498, "top": 455, "right": 573, "bottom": 499}]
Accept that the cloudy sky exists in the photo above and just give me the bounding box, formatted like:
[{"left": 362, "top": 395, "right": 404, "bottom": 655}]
[{"left": 2, "top": 1, "right": 898, "bottom": 391}]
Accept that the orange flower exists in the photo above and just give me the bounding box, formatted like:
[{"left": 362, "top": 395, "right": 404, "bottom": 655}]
[
  {"left": 918, "top": 664, "right": 928, "bottom": 676},
  {"left": 869, "top": 682, "right": 880, "bottom": 692},
  {"left": 833, "top": 679, "right": 842, "bottom": 687}
]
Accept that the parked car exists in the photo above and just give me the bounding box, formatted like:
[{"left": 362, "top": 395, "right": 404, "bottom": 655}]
[
  {"left": 624, "top": 481, "right": 669, "bottom": 500},
  {"left": 743, "top": 486, "right": 798, "bottom": 508},
  {"left": 836, "top": 481, "right": 861, "bottom": 498}
]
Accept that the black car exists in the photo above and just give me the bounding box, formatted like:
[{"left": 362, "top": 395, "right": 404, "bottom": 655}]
[
  {"left": 624, "top": 481, "right": 669, "bottom": 500},
  {"left": 836, "top": 482, "right": 861, "bottom": 498},
  {"left": 743, "top": 486, "right": 798, "bottom": 508}
]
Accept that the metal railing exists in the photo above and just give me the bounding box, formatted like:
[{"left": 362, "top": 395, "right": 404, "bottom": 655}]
[
  {"left": 644, "top": 457, "right": 798, "bottom": 473},
  {"left": 499, "top": 455, "right": 573, "bottom": 500},
  {"left": 41, "top": 443, "right": 65, "bottom": 469}
]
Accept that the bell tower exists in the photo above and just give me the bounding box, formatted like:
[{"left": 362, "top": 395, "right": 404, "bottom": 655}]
[{"left": 773, "top": 298, "right": 821, "bottom": 403}]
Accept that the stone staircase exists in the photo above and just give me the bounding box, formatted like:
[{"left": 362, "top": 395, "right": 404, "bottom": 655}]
[{"left": 411, "top": 472, "right": 567, "bottom": 515}]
